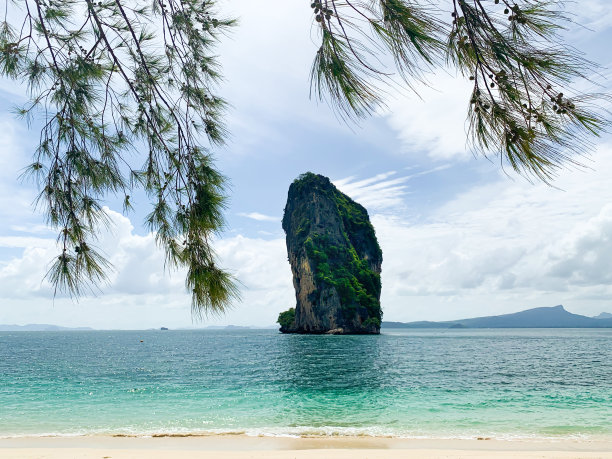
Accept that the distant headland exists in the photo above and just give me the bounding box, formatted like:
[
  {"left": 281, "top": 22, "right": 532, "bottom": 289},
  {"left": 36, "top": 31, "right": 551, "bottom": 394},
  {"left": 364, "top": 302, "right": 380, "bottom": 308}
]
[{"left": 383, "top": 305, "right": 612, "bottom": 329}]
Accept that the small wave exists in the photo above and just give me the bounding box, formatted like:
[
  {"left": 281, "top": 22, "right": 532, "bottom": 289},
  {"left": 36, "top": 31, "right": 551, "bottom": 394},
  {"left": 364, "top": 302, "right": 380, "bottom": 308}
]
[
  {"left": 0, "top": 430, "right": 108, "bottom": 439},
  {"left": 1, "top": 426, "right": 610, "bottom": 442}
]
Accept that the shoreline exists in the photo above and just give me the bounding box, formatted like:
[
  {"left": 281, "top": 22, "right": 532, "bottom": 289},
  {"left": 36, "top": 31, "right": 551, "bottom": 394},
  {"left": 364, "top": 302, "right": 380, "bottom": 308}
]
[
  {"left": 1, "top": 435, "right": 612, "bottom": 458},
  {"left": 3, "top": 430, "right": 612, "bottom": 441}
]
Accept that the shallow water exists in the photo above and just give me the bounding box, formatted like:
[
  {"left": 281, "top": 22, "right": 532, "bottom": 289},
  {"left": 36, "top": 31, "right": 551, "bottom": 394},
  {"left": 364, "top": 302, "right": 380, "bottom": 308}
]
[{"left": 1, "top": 328, "right": 610, "bottom": 439}]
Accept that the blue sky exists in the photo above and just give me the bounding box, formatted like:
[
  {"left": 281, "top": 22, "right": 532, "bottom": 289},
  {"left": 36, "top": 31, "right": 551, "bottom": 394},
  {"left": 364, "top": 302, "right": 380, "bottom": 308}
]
[{"left": 0, "top": 0, "right": 611, "bottom": 329}]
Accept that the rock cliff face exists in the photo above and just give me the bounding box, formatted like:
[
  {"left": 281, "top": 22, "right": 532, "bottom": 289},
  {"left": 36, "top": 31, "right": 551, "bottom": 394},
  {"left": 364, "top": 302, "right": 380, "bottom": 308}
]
[{"left": 279, "top": 172, "right": 382, "bottom": 334}]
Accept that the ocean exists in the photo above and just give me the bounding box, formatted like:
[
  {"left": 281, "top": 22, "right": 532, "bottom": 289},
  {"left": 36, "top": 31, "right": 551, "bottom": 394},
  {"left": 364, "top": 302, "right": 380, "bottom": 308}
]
[{"left": 1, "top": 328, "right": 610, "bottom": 439}]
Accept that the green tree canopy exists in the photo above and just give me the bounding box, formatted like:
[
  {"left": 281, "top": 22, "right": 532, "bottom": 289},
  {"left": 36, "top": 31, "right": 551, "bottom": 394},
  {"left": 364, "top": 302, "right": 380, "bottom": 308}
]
[
  {"left": 277, "top": 308, "right": 296, "bottom": 331},
  {"left": 0, "top": 0, "right": 608, "bottom": 316}
]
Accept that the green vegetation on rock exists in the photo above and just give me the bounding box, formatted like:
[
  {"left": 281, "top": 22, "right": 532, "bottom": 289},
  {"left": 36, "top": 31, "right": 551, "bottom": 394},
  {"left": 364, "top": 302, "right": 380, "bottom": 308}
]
[
  {"left": 305, "top": 233, "right": 381, "bottom": 321},
  {"left": 277, "top": 308, "right": 296, "bottom": 331},
  {"left": 302, "top": 172, "right": 382, "bottom": 322},
  {"left": 361, "top": 317, "right": 382, "bottom": 328}
]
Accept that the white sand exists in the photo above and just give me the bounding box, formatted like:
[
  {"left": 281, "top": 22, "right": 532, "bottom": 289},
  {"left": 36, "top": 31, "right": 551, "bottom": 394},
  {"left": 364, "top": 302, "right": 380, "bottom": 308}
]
[{"left": 1, "top": 436, "right": 611, "bottom": 458}]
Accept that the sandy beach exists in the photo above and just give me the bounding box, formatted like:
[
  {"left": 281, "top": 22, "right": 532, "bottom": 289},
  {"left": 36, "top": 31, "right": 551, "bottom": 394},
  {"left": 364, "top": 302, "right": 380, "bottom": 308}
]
[{"left": 1, "top": 435, "right": 611, "bottom": 459}]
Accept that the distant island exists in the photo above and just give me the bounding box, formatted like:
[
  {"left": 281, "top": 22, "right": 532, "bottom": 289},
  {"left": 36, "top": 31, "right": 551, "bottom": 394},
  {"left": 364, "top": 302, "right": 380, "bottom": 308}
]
[
  {"left": 383, "top": 305, "right": 612, "bottom": 329},
  {"left": 0, "top": 324, "right": 94, "bottom": 331},
  {"left": 0, "top": 324, "right": 275, "bottom": 332}
]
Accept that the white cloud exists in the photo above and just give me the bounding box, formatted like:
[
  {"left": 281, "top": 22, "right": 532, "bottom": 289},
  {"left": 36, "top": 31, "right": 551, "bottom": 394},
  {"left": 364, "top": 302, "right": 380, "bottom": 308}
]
[
  {"left": 546, "top": 204, "right": 612, "bottom": 286},
  {"left": 237, "top": 212, "right": 279, "bottom": 222},
  {"left": 382, "top": 70, "right": 474, "bottom": 161},
  {"left": 374, "top": 144, "right": 612, "bottom": 320},
  {"left": 334, "top": 171, "right": 411, "bottom": 211},
  {"left": 333, "top": 166, "right": 450, "bottom": 212},
  {"left": 0, "top": 207, "right": 293, "bottom": 328},
  {"left": 216, "top": 1, "right": 333, "bottom": 157},
  {"left": 566, "top": 0, "right": 612, "bottom": 33}
]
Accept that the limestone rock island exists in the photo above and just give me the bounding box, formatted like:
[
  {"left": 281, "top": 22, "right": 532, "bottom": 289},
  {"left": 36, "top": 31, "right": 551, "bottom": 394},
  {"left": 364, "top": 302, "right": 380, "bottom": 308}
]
[{"left": 278, "top": 172, "right": 382, "bottom": 334}]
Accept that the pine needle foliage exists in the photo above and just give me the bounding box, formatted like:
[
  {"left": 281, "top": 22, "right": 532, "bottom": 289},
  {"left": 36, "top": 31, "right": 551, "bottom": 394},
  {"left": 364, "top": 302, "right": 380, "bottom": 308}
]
[
  {"left": 310, "top": 0, "right": 609, "bottom": 180},
  {"left": 0, "top": 0, "right": 239, "bottom": 315}
]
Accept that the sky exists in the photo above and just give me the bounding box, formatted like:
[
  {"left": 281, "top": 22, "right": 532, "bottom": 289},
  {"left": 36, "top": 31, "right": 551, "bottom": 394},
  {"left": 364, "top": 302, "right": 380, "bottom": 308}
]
[{"left": 0, "top": 0, "right": 611, "bottom": 329}]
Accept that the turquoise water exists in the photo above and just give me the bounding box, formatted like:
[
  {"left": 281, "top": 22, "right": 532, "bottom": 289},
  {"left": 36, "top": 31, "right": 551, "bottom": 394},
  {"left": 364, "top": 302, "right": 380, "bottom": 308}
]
[{"left": 0, "top": 328, "right": 611, "bottom": 439}]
